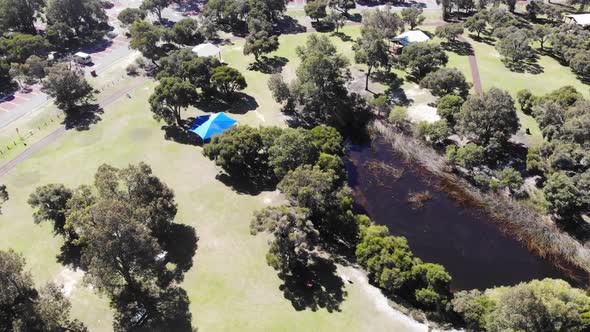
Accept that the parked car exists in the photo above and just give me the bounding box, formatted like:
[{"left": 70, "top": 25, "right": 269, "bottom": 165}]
[{"left": 73, "top": 52, "right": 92, "bottom": 65}]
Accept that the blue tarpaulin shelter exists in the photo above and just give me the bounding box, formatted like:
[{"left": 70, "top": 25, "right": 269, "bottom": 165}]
[{"left": 189, "top": 112, "right": 237, "bottom": 140}]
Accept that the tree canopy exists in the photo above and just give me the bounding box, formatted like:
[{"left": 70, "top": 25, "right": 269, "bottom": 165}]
[
  {"left": 0, "top": 249, "right": 87, "bottom": 331},
  {"left": 457, "top": 87, "right": 519, "bottom": 152},
  {"left": 399, "top": 43, "right": 448, "bottom": 79},
  {"left": 149, "top": 76, "right": 198, "bottom": 127},
  {"left": 42, "top": 62, "right": 95, "bottom": 112}
]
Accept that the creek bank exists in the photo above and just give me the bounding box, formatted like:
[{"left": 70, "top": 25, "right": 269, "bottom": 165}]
[{"left": 344, "top": 123, "right": 587, "bottom": 290}]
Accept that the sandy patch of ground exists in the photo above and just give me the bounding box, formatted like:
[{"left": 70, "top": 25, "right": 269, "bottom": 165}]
[
  {"left": 339, "top": 267, "right": 430, "bottom": 332},
  {"left": 407, "top": 104, "right": 441, "bottom": 123},
  {"left": 340, "top": 266, "right": 463, "bottom": 332},
  {"left": 54, "top": 267, "right": 84, "bottom": 297}
]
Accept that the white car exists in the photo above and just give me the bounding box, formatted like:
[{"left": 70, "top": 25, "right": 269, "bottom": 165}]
[{"left": 73, "top": 52, "right": 92, "bottom": 65}]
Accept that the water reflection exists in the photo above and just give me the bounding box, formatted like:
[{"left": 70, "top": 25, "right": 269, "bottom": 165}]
[{"left": 346, "top": 137, "right": 574, "bottom": 290}]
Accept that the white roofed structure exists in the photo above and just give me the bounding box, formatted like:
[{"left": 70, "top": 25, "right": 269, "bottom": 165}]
[
  {"left": 393, "top": 30, "right": 430, "bottom": 46},
  {"left": 192, "top": 43, "right": 222, "bottom": 59},
  {"left": 565, "top": 14, "right": 590, "bottom": 27}
]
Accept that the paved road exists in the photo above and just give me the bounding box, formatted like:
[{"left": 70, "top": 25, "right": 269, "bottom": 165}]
[
  {"left": 0, "top": 76, "right": 148, "bottom": 178},
  {"left": 458, "top": 36, "right": 483, "bottom": 94},
  {"left": 0, "top": 4, "right": 133, "bottom": 130}
]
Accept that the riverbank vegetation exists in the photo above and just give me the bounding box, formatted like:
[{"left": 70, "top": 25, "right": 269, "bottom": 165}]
[{"left": 373, "top": 121, "right": 590, "bottom": 281}]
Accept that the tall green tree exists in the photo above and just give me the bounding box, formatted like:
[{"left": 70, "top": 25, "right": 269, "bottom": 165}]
[
  {"left": 454, "top": 278, "right": 590, "bottom": 332},
  {"left": 327, "top": 0, "right": 355, "bottom": 15},
  {"left": 399, "top": 43, "right": 448, "bottom": 79},
  {"left": 419, "top": 67, "right": 470, "bottom": 98},
  {"left": 157, "top": 48, "right": 221, "bottom": 91},
  {"left": 203, "top": 125, "right": 277, "bottom": 185},
  {"left": 243, "top": 28, "right": 279, "bottom": 62},
  {"left": 46, "top": 0, "right": 107, "bottom": 38},
  {"left": 532, "top": 24, "right": 552, "bottom": 51},
  {"left": 464, "top": 12, "right": 487, "bottom": 38},
  {"left": 437, "top": 94, "right": 464, "bottom": 127},
  {"left": 117, "top": 8, "right": 147, "bottom": 26},
  {"left": 129, "top": 20, "right": 166, "bottom": 66},
  {"left": 211, "top": 65, "right": 247, "bottom": 98},
  {"left": 0, "top": 250, "right": 87, "bottom": 331},
  {"left": 28, "top": 184, "right": 73, "bottom": 236},
  {"left": 435, "top": 23, "right": 464, "bottom": 42},
  {"left": 42, "top": 62, "right": 95, "bottom": 112},
  {"left": 171, "top": 18, "right": 203, "bottom": 45},
  {"left": 140, "top": 0, "right": 169, "bottom": 22},
  {"left": 400, "top": 7, "right": 425, "bottom": 30},
  {"left": 0, "top": 33, "right": 50, "bottom": 63},
  {"left": 457, "top": 87, "right": 519, "bottom": 152},
  {"left": 251, "top": 206, "right": 321, "bottom": 275},
  {"left": 149, "top": 76, "right": 198, "bottom": 127},
  {"left": 305, "top": 0, "right": 327, "bottom": 23},
  {"left": 353, "top": 27, "right": 390, "bottom": 90},
  {"left": 29, "top": 163, "right": 196, "bottom": 331},
  {"left": 0, "top": 0, "right": 44, "bottom": 34},
  {"left": 363, "top": 4, "right": 403, "bottom": 40},
  {"left": 543, "top": 171, "right": 585, "bottom": 218},
  {"left": 278, "top": 164, "right": 358, "bottom": 243},
  {"left": 496, "top": 29, "right": 534, "bottom": 65}
]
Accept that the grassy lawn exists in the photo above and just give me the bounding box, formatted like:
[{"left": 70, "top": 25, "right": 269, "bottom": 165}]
[
  {"left": 463, "top": 34, "right": 590, "bottom": 146},
  {"left": 0, "top": 15, "right": 422, "bottom": 331},
  {"left": 416, "top": 25, "right": 589, "bottom": 146}
]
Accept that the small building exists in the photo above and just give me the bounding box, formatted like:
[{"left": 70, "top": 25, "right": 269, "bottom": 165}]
[
  {"left": 191, "top": 43, "right": 222, "bottom": 60},
  {"left": 565, "top": 14, "right": 590, "bottom": 28},
  {"left": 393, "top": 30, "right": 431, "bottom": 47}
]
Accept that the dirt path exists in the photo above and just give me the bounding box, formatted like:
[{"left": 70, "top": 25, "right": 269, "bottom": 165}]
[
  {"left": 458, "top": 36, "right": 483, "bottom": 94},
  {"left": 0, "top": 76, "right": 148, "bottom": 178}
]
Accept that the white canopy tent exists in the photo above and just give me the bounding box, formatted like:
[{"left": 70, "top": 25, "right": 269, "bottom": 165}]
[{"left": 192, "top": 43, "right": 222, "bottom": 60}]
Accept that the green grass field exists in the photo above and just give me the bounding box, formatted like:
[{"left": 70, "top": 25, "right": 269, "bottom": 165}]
[
  {"left": 1, "top": 8, "right": 589, "bottom": 330},
  {"left": 0, "top": 16, "right": 424, "bottom": 331}
]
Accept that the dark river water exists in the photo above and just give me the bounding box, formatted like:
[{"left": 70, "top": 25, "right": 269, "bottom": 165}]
[{"left": 346, "top": 137, "right": 576, "bottom": 290}]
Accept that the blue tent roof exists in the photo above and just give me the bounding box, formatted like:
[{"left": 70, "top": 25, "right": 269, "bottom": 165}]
[{"left": 189, "top": 112, "right": 237, "bottom": 140}]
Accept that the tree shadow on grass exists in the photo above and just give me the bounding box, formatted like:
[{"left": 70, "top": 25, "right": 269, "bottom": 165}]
[
  {"left": 56, "top": 239, "right": 84, "bottom": 270},
  {"left": 469, "top": 34, "right": 495, "bottom": 45},
  {"left": 160, "top": 223, "right": 199, "bottom": 283},
  {"left": 372, "top": 71, "right": 404, "bottom": 89},
  {"left": 311, "top": 21, "right": 335, "bottom": 33},
  {"left": 162, "top": 125, "right": 202, "bottom": 146},
  {"left": 441, "top": 40, "right": 474, "bottom": 56},
  {"left": 196, "top": 92, "right": 259, "bottom": 115},
  {"left": 63, "top": 104, "right": 103, "bottom": 131},
  {"left": 276, "top": 15, "right": 307, "bottom": 34},
  {"left": 248, "top": 56, "right": 289, "bottom": 74},
  {"left": 386, "top": 86, "right": 412, "bottom": 106},
  {"left": 348, "top": 13, "right": 362, "bottom": 22},
  {"left": 278, "top": 257, "right": 346, "bottom": 312},
  {"left": 332, "top": 31, "right": 352, "bottom": 42},
  {"left": 502, "top": 57, "right": 544, "bottom": 75},
  {"left": 215, "top": 173, "right": 276, "bottom": 195}
]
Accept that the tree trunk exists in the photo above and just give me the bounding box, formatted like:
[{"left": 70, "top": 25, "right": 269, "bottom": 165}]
[
  {"left": 365, "top": 65, "right": 372, "bottom": 91},
  {"left": 175, "top": 107, "right": 182, "bottom": 127}
]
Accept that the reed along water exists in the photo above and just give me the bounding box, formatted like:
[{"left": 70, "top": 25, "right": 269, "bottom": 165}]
[{"left": 346, "top": 137, "right": 578, "bottom": 290}]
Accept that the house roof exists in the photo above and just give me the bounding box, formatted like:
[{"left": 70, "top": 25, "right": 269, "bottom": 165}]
[
  {"left": 191, "top": 43, "right": 221, "bottom": 57},
  {"left": 566, "top": 14, "right": 590, "bottom": 26},
  {"left": 393, "top": 30, "right": 430, "bottom": 46}
]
